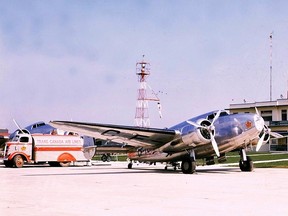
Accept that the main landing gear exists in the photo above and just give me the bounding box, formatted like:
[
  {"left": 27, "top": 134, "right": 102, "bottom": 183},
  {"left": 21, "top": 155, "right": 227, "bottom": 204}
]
[
  {"left": 164, "top": 162, "right": 180, "bottom": 171},
  {"left": 165, "top": 152, "right": 197, "bottom": 174},
  {"left": 127, "top": 150, "right": 197, "bottom": 174},
  {"left": 128, "top": 161, "right": 133, "bottom": 169},
  {"left": 101, "top": 154, "right": 112, "bottom": 162},
  {"left": 239, "top": 149, "right": 254, "bottom": 172},
  {"left": 180, "top": 150, "right": 197, "bottom": 174},
  {"left": 181, "top": 158, "right": 196, "bottom": 174}
]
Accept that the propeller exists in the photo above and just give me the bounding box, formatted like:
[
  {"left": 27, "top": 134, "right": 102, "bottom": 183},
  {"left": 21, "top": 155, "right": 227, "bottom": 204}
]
[
  {"left": 254, "top": 107, "right": 283, "bottom": 150},
  {"left": 187, "top": 110, "right": 221, "bottom": 157},
  {"left": 256, "top": 133, "right": 265, "bottom": 151},
  {"left": 255, "top": 107, "right": 260, "bottom": 116},
  {"left": 255, "top": 107, "right": 265, "bottom": 151},
  {"left": 13, "top": 119, "right": 29, "bottom": 134}
]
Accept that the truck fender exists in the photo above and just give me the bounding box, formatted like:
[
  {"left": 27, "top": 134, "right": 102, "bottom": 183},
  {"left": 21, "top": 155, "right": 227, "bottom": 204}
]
[
  {"left": 8, "top": 152, "right": 31, "bottom": 162},
  {"left": 57, "top": 153, "right": 76, "bottom": 162}
]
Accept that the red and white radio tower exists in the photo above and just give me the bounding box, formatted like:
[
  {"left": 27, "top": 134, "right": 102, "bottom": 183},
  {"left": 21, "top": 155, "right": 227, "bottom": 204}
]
[{"left": 135, "top": 57, "right": 161, "bottom": 128}]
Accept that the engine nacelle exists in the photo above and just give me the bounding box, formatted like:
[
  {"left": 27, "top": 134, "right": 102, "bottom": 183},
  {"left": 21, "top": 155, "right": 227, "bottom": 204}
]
[{"left": 181, "top": 118, "right": 214, "bottom": 146}]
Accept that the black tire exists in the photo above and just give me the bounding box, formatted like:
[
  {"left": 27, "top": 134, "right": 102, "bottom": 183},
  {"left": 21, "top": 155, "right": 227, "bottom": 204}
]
[
  {"left": 181, "top": 159, "right": 196, "bottom": 174},
  {"left": 106, "top": 155, "right": 112, "bottom": 162},
  {"left": 59, "top": 162, "right": 71, "bottom": 167},
  {"left": 239, "top": 156, "right": 254, "bottom": 172},
  {"left": 49, "top": 162, "right": 61, "bottom": 167},
  {"left": 101, "top": 154, "right": 107, "bottom": 162},
  {"left": 13, "top": 155, "right": 24, "bottom": 168},
  {"left": 4, "top": 160, "right": 13, "bottom": 168},
  {"left": 128, "top": 163, "right": 133, "bottom": 169}
]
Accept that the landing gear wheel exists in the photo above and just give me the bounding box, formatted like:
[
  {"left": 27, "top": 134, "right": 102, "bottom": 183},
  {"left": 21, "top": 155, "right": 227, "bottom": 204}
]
[
  {"left": 101, "top": 154, "right": 107, "bottom": 162},
  {"left": 239, "top": 156, "right": 254, "bottom": 172},
  {"left": 128, "top": 163, "right": 133, "bottom": 169},
  {"left": 106, "top": 155, "right": 112, "bottom": 162},
  {"left": 13, "top": 155, "right": 24, "bottom": 168},
  {"left": 181, "top": 158, "right": 196, "bottom": 174}
]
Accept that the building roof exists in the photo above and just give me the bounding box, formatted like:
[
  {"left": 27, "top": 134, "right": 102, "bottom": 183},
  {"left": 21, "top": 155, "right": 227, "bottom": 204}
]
[{"left": 229, "top": 99, "right": 288, "bottom": 110}]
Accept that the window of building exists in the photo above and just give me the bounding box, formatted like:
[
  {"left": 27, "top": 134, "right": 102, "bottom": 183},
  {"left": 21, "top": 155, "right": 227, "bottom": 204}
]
[
  {"left": 261, "top": 110, "right": 272, "bottom": 121},
  {"left": 281, "top": 110, "right": 287, "bottom": 121}
]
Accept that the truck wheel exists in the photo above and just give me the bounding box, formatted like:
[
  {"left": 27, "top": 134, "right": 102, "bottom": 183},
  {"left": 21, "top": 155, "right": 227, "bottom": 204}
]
[
  {"left": 13, "top": 155, "right": 24, "bottom": 168},
  {"left": 59, "top": 162, "right": 71, "bottom": 167},
  {"left": 4, "top": 160, "right": 13, "bottom": 168}
]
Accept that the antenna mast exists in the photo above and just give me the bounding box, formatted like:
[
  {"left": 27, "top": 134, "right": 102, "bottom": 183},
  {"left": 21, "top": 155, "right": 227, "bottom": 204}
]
[
  {"left": 134, "top": 56, "right": 160, "bottom": 128},
  {"left": 269, "top": 32, "right": 273, "bottom": 101}
]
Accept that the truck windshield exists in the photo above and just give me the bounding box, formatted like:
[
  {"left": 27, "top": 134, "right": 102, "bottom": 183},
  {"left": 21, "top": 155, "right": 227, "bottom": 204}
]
[{"left": 12, "top": 135, "right": 20, "bottom": 142}]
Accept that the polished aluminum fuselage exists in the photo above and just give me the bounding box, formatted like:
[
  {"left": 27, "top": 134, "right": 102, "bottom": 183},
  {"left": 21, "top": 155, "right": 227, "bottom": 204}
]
[
  {"left": 129, "top": 111, "right": 264, "bottom": 162},
  {"left": 50, "top": 110, "right": 265, "bottom": 163}
]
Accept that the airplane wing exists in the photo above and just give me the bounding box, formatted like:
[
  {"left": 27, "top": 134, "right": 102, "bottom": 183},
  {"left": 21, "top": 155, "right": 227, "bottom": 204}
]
[{"left": 49, "top": 121, "right": 181, "bottom": 148}]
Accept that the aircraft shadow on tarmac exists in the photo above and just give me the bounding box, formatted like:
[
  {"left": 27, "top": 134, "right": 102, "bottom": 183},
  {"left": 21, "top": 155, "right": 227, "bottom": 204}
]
[{"left": 22, "top": 165, "right": 240, "bottom": 177}]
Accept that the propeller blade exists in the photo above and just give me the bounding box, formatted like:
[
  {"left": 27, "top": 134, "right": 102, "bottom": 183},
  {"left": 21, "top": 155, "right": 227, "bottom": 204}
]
[
  {"left": 255, "top": 107, "right": 260, "bottom": 116},
  {"left": 256, "top": 133, "right": 265, "bottom": 151},
  {"left": 211, "top": 110, "right": 221, "bottom": 125},
  {"left": 270, "top": 131, "right": 283, "bottom": 139},
  {"left": 13, "top": 119, "right": 22, "bottom": 130},
  {"left": 13, "top": 119, "right": 25, "bottom": 134},
  {"left": 210, "top": 132, "right": 220, "bottom": 157},
  {"left": 188, "top": 116, "right": 220, "bottom": 157}
]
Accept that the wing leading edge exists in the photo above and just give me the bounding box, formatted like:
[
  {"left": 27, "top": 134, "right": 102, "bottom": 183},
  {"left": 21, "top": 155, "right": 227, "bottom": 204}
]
[{"left": 49, "top": 121, "right": 181, "bottom": 148}]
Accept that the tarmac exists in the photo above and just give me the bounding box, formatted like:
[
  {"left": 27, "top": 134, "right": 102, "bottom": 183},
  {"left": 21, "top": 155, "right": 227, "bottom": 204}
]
[{"left": 1, "top": 161, "right": 288, "bottom": 216}]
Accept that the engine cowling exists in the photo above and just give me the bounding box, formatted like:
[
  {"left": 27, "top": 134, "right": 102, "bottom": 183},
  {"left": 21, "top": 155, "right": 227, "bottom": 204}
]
[
  {"left": 197, "top": 119, "right": 214, "bottom": 140},
  {"left": 181, "top": 118, "right": 214, "bottom": 146}
]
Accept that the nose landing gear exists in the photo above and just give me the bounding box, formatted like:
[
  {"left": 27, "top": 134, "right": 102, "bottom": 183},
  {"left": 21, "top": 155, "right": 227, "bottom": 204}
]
[{"left": 239, "top": 149, "right": 254, "bottom": 172}]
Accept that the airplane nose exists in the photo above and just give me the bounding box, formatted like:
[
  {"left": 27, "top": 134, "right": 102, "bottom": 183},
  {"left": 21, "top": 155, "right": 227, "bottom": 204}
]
[{"left": 253, "top": 114, "right": 265, "bottom": 132}]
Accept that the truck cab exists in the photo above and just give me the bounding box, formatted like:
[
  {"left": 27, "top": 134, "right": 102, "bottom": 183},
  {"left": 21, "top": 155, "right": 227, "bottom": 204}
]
[{"left": 4, "top": 133, "right": 33, "bottom": 167}]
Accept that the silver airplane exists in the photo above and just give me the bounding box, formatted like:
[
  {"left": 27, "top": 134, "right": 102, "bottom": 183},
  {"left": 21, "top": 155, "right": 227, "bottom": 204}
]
[{"left": 50, "top": 110, "right": 280, "bottom": 174}]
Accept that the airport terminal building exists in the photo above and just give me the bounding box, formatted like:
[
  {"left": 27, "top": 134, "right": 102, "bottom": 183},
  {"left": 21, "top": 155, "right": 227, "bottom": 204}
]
[{"left": 229, "top": 99, "right": 288, "bottom": 152}]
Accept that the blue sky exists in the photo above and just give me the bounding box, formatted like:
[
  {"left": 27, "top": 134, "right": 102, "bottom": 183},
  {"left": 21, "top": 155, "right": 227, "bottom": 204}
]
[{"left": 1, "top": 0, "right": 288, "bottom": 131}]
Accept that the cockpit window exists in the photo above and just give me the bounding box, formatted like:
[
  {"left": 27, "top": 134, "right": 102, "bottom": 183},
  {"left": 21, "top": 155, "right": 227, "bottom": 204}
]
[
  {"left": 220, "top": 111, "right": 229, "bottom": 116},
  {"left": 31, "top": 122, "right": 45, "bottom": 129},
  {"left": 207, "top": 111, "right": 229, "bottom": 121},
  {"left": 207, "top": 114, "right": 216, "bottom": 121},
  {"left": 12, "top": 135, "right": 19, "bottom": 142}
]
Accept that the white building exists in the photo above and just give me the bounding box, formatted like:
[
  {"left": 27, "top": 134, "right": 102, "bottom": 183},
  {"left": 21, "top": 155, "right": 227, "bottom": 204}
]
[{"left": 229, "top": 99, "right": 288, "bottom": 152}]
